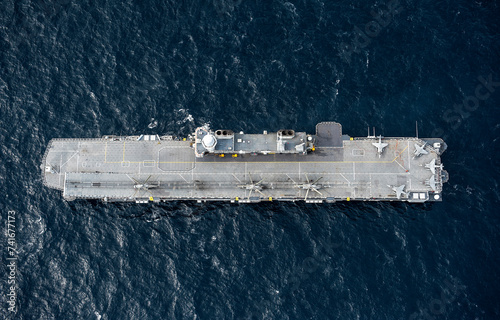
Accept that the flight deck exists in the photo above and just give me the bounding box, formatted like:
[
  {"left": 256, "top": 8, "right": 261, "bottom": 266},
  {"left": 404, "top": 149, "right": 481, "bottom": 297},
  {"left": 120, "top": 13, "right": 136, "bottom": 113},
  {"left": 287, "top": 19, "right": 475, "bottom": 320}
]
[{"left": 41, "top": 122, "right": 448, "bottom": 203}]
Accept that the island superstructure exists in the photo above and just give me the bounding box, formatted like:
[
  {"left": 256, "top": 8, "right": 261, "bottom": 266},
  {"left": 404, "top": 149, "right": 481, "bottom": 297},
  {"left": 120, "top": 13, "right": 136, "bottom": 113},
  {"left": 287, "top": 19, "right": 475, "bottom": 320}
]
[{"left": 41, "top": 122, "right": 448, "bottom": 203}]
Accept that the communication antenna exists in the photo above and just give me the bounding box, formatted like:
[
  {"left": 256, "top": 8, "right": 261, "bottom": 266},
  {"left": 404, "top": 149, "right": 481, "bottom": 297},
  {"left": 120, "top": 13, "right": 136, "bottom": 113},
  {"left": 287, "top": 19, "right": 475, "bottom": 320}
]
[{"left": 367, "top": 126, "right": 377, "bottom": 138}]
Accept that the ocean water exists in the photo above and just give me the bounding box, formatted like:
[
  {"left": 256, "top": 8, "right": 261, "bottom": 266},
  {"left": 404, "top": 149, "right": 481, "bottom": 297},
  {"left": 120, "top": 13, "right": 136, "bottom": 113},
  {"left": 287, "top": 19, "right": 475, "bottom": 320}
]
[{"left": 1, "top": 0, "right": 499, "bottom": 319}]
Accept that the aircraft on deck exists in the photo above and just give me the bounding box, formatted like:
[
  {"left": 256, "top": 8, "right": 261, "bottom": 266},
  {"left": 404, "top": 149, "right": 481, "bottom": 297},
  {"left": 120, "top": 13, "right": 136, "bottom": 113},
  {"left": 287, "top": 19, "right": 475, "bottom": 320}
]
[
  {"left": 414, "top": 142, "right": 429, "bottom": 157},
  {"left": 425, "top": 159, "right": 443, "bottom": 174},
  {"left": 372, "top": 136, "right": 389, "bottom": 158},
  {"left": 287, "top": 174, "right": 324, "bottom": 201},
  {"left": 426, "top": 175, "right": 436, "bottom": 191},
  {"left": 387, "top": 184, "right": 407, "bottom": 199},
  {"left": 234, "top": 174, "right": 266, "bottom": 198}
]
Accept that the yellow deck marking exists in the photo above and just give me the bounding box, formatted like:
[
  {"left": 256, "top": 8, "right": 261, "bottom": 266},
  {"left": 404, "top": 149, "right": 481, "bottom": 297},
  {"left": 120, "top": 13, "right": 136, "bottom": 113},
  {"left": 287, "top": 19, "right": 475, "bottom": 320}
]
[
  {"left": 104, "top": 160, "right": 395, "bottom": 164},
  {"left": 391, "top": 145, "right": 409, "bottom": 162},
  {"left": 103, "top": 141, "right": 411, "bottom": 166}
]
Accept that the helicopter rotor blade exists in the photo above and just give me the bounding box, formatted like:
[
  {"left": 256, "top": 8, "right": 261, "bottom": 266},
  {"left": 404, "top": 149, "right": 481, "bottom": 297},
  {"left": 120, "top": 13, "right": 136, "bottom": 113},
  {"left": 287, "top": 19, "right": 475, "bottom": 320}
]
[
  {"left": 144, "top": 175, "right": 152, "bottom": 184},
  {"left": 232, "top": 173, "right": 242, "bottom": 184},
  {"left": 256, "top": 189, "right": 266, "bottom": 197},
  {"left": 131, "top": 177, "right": 141, "bottom": 185},
  {"left": 131, "top": 188, "right": 138, "bottom": 199},
  {"left": 286, "top": 173, "right": 298, "bottom": 185},
  {"left": 126, "top": 174, "right": 138, "bottom": 183},
  {"left": 304, "top": 188, "right": 310, "bottom": 201},
  {"left": 312, "top": 188, "right": 323, "bottom": 196},
  {"left": 312, "top": 177, "right": 323, "bottom": 185}
]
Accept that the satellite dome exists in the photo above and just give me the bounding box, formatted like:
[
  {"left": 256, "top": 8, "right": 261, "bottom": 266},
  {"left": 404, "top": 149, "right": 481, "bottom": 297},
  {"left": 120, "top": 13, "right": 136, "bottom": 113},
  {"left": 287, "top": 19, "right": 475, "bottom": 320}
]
[{"left": 202, "top": 134, "right": 216, "bottom": 148}]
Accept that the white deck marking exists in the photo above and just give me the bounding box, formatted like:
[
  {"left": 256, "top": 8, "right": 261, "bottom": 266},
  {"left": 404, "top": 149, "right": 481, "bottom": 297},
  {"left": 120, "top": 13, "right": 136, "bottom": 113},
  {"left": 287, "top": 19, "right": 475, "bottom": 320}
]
[
  {"left": 178, "top": 174, "right": 189, "bottom": 183},
  {"left": 76, "top": 142, "right": 80, "bottom": 171},
  {"left": 186, "top": 171, "right": 406, "bottom": 176},
  {"left": 369, "top": 173, "right": 372, "bottom": 197},
  {"left": 393, "top": 159, "right": 406, "bottom": 171},
  {"left": 59, "top": 155, "right": 62, "bottom": 186},
  {"left": 339, "top": 173, "right": 350, "bottom": 186},
  {"left": 60, "top": 150, "right": 79, "bottom": 168},
  {"left": 407, "top": 141, "right": 411, "bottom": 170}
]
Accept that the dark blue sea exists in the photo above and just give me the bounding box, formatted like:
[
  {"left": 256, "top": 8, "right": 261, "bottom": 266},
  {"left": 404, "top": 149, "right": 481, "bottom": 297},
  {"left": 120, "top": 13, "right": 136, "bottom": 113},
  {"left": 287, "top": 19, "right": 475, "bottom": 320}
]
[{"left": 1, "top": 0, "right": 499, "bottom": 319}]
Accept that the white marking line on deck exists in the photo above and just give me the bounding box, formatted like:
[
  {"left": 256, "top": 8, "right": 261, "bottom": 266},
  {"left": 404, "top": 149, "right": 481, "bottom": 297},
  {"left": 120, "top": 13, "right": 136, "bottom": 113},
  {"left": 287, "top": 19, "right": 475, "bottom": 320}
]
[
  {"left": 60, "top": 150, "right": 79, "bottom": 168},
  {"left": 76, "top": 142, "right": 80, "bottom": 171},
  {"left": 393, "top": 159, "right": 406, "bottom": 171},
  {"left": 59, "top": 155, "right": 62, "bottom": 186},
  {"left": 178, "top": 174, "right": 189, "bottom": 183},
  {"left": 150, "top": 171, "right": 404, "bottom": 176},
  {"left": 369, "top": 173, "right": 372, "bottom": 197},
  {"left": 407, "top": 141, "right": 411, "bottom": 170},
  {"left": 191, "top": 165, "right": 194, "bottom": 182},
  {"left": 122, "top": 141, "right": 126, "bottom": 162},
  {"left": 339, "top": 173, "right": 350, "bottom": 186}
]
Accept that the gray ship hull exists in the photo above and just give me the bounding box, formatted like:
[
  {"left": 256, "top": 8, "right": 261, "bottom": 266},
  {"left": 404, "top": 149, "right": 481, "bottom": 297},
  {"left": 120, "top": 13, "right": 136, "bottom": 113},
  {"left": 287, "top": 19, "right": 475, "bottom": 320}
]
[{"left": 41, "top": 122, "right": 448, "bottom": 203}]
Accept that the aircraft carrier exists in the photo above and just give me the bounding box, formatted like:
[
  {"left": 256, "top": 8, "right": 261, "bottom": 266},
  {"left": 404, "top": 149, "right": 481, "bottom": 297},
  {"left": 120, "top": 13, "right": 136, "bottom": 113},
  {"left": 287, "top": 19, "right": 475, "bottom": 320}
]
[{"left": 41, "top": 122, "right": 448, "bottom": 203}]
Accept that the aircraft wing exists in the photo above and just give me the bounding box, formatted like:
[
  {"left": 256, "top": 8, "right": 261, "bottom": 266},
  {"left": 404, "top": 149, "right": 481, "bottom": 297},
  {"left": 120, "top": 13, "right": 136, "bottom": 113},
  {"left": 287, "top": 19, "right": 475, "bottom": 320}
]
[
  {"left": 372, "top": 142, "right": 388, "bottom": 151},
  {"left": 429, "top": 175, "right": 436, "bottom": 191}
]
